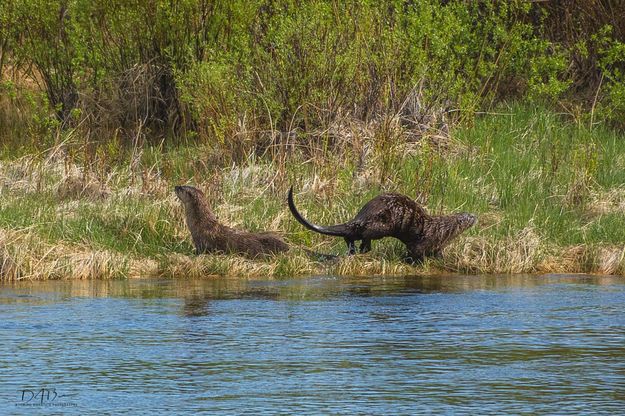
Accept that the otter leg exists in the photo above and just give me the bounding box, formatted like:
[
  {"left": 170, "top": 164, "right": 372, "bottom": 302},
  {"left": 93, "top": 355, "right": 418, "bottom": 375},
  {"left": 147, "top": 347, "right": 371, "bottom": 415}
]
[
  {"left": 404, "top": 247, "right": 424, "bottom": 264},
  {"left": 360, "top": 239, "right": 371, "bottom": 253},
  {"left": 403, "top": 254, "right": 423, "bottom": 264},
  {"left": 345, "top": 238, "right": 356, "bottom": 255}
]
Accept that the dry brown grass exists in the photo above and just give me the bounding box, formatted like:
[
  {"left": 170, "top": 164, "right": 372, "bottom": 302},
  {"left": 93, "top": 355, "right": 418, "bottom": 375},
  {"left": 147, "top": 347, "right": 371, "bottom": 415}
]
[
  {"left": 538, "top": 245, "right": 625, "bottom": 276},
  {"left": 157, "top": 251, "right": 317, "bottom": 279},
  {"left": 444, "top": 226, "right": 544, "bottom": 274},
  {"left": 587, "top": 187, "right": 625, "bottom": 216},
  {"left": 0, "top": 228, "right": 130, "bottom": 281},
  {"left": 443, "top": 228, "right": 625, "bottom": 276},
  {"left": 328, "top": 254, "right": 417, "bottom": 276}
]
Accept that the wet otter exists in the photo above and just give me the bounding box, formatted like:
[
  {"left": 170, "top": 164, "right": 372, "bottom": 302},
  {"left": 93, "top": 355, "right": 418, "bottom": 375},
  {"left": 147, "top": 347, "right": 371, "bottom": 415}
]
[
  {"left": 175, "top": 185, "right": 289, "bottom": 258},
  {"left": 288, "top": 187, "right": 476, "bottom": 262}
]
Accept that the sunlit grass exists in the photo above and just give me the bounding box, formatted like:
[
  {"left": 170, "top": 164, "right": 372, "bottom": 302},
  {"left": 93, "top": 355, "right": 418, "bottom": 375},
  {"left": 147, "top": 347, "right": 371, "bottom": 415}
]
[{"left": 0, "top": 104, "right": 624, "bottom": 280}]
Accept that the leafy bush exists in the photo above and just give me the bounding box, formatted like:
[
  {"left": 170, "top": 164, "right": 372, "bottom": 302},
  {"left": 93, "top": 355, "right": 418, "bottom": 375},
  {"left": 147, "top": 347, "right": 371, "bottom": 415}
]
[
  {"left": 1, "top": 0, "right": 624, "bottom": 151},
  {"left": 594, "top": 26, "right": 625, "bottom": 127}
]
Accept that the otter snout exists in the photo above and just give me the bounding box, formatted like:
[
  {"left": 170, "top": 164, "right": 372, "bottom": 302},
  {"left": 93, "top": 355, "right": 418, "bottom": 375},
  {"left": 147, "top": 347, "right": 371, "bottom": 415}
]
[
  {"left": 461, "top": 213, "right": 477, "bottom": 227},
  {"left": 175, "top": 185, "right": 196, "bottom": 199},
  {"left": 174, "top": 186, "right": 183, "bottom": 199}
]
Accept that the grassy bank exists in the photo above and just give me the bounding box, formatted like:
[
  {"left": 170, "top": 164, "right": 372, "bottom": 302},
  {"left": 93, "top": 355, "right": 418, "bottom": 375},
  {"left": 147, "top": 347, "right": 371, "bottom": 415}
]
[{"left": 0, "top": 103, "right": 624, "bottom": 280}]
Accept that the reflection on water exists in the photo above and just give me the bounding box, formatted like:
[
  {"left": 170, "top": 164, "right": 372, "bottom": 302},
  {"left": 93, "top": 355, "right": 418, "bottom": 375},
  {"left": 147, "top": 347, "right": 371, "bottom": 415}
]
[
  {"left": 181, "top": 295, "right": 212, "bottom": 318},
  {"left": 1, "top": 274, "right": 624, "bottom": 414}
]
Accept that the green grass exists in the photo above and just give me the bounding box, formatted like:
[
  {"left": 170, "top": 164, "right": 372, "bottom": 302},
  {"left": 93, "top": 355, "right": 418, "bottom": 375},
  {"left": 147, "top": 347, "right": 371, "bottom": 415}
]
[{"left": 0, "top": 103, "right": 624, "bottom": 280}]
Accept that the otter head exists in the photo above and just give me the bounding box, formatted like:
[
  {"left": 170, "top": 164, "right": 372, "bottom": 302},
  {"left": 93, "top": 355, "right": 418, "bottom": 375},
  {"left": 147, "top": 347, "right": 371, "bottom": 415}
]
[
  {"left": 175, "top": 185, "right": 217, "bottom": 227},
  {"left": 456, "top": 212, "right": 477, "bottom": 232},
  {"left": 175, "top": 185, "right": 204, "bottom": 206},
  {"left": 428, "top": 211, "right": 477, "bottom": 246}
]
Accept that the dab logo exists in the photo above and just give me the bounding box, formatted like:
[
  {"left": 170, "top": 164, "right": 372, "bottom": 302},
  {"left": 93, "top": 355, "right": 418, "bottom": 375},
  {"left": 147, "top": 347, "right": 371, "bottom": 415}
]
[{"left": 17, "top": 388, "right": 77, "bottom": 407}]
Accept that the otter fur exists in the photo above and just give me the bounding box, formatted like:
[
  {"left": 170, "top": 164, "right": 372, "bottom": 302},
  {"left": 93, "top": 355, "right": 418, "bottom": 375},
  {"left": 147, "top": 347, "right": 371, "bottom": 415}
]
[
  {"left": 288, "top": 187, "right": 476, "bottom": 262},
  {"left": 175, "top": 185, "right": 289, "bottom": 258}
]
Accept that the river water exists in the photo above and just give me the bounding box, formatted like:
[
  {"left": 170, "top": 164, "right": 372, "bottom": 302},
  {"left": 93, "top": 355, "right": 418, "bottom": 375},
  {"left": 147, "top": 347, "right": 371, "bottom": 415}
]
[{"left": 1, "top": 274, "right": 624, "bottom": 414}]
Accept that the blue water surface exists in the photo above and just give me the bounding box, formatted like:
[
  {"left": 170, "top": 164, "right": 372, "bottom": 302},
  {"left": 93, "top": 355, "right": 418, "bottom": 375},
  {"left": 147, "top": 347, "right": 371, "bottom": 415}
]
[{"left": 1, "top": 274, "right": 624, "bottom": 415}]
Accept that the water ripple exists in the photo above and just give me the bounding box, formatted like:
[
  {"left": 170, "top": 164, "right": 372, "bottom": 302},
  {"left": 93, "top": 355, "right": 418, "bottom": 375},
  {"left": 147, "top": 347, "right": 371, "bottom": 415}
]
[{"left": 1, "top": 274, "right": 624, "bottom": 414}]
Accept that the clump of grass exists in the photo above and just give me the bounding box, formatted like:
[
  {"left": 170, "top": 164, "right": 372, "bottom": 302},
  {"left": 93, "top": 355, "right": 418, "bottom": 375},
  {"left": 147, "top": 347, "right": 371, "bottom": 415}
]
[
  {"left": 445, "top": 226, "right": 544, "bottom": 274},
  {"left": 329, "top": 255, "right": 417, "bottom": 277},
  {"left": 595, "top": 246, "right": 625, "bottom": 275},
  {"left": 0, "top": 228, "right": 131, "bottom": 280},
  {"left": 158, "top": 252, "right": 317, "bottom": 279},
  {"left": 56, "top": 174, "right": 110, "bottom": 201},
  {"left": 538, "top": 245, "right": 625, "bottom": 276}
]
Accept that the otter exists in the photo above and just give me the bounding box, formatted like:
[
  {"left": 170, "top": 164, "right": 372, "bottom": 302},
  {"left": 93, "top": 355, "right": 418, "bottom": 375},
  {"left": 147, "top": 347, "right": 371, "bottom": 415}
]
[
  {"left": 175, "top": 185, "right": 289, "bottom": 258},
  {"left": 288, "top": 187, "right": 476, "bottom": 262}
]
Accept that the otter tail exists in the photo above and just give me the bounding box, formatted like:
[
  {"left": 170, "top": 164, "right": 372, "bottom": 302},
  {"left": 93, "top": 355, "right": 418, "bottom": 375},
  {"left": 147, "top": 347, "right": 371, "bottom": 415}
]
[{"left": 288, "top": 187, "right": 348, "bottom": 237}]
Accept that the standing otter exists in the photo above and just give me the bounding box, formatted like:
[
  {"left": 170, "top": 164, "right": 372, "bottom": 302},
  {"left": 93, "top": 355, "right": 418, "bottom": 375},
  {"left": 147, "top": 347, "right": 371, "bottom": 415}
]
[
  {"left": 175, "top": 186, "right": 289, "bottom": 258},
  {"left": 288, "top": 187, "right": 476, "bottom": 262}
]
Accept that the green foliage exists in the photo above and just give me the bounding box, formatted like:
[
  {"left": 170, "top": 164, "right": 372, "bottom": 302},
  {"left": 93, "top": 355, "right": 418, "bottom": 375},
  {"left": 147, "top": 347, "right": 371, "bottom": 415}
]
[
  {"left": 178, "top": 60, "right": 249, "bottom": 147},
  {"left": 4, "top": 0, "right": 624, "bottom": 150},
  {"left": 0, "top": 0, "right": 624, "bottom": 157},
  {"left": 527, "top": 45, "right": 571, "bottom": 101},
  {"left": 13, "top": 0, "right": 79, "bottom": 121},
  {"left": 0, "top": 80, "right": 59, "bottom": 152},
  {"left": 593, "top": 25, "right": 625, "bottom": 127},
  {"left": 0, "top": 0, "right": 17, "bottom": 79}
]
